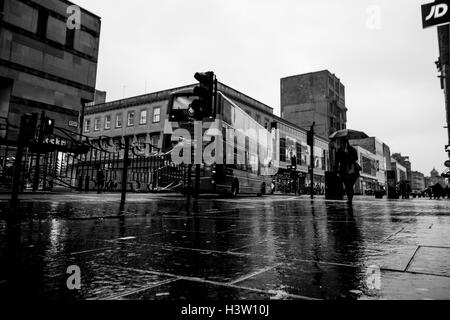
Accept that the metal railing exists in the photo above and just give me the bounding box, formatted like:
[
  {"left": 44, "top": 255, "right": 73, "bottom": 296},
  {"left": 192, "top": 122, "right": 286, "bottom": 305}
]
[{"left": 0, "top": 115, "right": 186, "bottom": 196}]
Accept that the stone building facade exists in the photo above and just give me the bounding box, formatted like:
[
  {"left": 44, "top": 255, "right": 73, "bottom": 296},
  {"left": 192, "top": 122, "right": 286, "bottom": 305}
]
[
  {"left": 392, "top": 153, "right": 412, "bottom": 182},
  {"left": 350, "top": 137, "right": 391, "bottom": 189},
  {"left": 0, "top": 0, "right": 101, "bottom": 141},
  {"left": 411, "top": 171, "right": 425, "bottom": 192},
  {"left": 391, "top": 159, "right": 407, "bottom": 183},
  {"left": 280, "top": 70, "right": 347, "bottom": 138}
]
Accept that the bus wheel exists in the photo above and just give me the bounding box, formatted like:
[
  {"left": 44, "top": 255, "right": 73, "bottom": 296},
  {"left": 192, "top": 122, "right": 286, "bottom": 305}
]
[{"left": 231, "top": 180, "right": 239, "bottom": 197}]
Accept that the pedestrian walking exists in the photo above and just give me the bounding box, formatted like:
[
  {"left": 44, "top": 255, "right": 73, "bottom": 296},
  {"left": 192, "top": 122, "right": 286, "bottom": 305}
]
[
  {"left": 96, "top": 167, "right": 105, "bottom": 194},
  {"left": 426, "top": 186, "right": 433, "bottom": 199},
  {"left": 270, "top": 179, "right": 276, "bottom": 195},
  {"left": 432, "top": 183, "right": 444, "bottom": 200},
  {"left": 445, "top": 185, "right": 450, "bottom": 199},
  {"left": 399, "top": 181, "right": 406, "bottom": 199},
  {"left": 336, "top": 138, "right": 361, "bottom": 205},
  {"left": 406, "top": 182, "right": 411, "bottom": 199}
]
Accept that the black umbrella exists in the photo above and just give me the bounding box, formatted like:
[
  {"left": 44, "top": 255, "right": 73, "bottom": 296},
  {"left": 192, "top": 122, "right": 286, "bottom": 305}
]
[{"left": 329, "top": 129, "right": 369, "bottom": 140}]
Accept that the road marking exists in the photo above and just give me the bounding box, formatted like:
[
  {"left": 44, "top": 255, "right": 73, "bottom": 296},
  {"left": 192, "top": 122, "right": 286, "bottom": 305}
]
[
  {"left": 70, "top": 247, "right": 114, "bottom": 256},
  {"left": 98, "top": 264, "right": 317, "bottom": 300},
  {"left": 228, "top": 264, "right": 283, "bottom": 285},
  {"left": 230, "top": 238, "right": 280, "bottom": 252},
  {"left": 379, "top": 226, "right": 407, "bottom": 243},
  {"left": 117, "top": 236, "right": 136, "bottom": 241},
  {"left": 102, "top": 278, "right": 179, "bottom": 300},
  {"left": 404, "top": 246, "right": 422, "bottom": 273}
]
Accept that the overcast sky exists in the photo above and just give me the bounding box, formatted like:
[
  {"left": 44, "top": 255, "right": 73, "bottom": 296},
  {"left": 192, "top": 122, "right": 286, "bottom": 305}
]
[{"left": 76, "top": 0, "right": 448, "bottom": 175}]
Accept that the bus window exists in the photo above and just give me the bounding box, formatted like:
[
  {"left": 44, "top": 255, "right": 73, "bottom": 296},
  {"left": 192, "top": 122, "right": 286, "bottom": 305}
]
[
  {"left": 223, "top": 99, "right": 233, "bottom": 125},
  {"left": 172, "top": 95, "right": 195, "bottom": 111}
]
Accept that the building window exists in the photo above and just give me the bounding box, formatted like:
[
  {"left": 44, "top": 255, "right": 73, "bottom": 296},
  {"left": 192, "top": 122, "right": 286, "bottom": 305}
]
[
  {"left": 153, "top": 107, "right": 161, "bottom": 123},
  {"left": 84, "top": 119, "right": 91, "bottom": 133},
  {"left": 330, "top": 117, "right": 335, "bottom": 131},
  {"left": 139, "top": 110, "right": 148, "bottom": 125},
  {"left": 37, "top": 8, "right": 49, "bottom": 37},
  {"left": 127, "top": 111, "right": 135, "bottom": 126},
  {"left": 137, "top": 135, "right": 146, "bottom": 149},
  {"left": 115, "top": 114, "right": 123, "bottom": 128},
  {"left": 105, "top": 115, "right": 111, "bottom": 130},
  {"left": 94, "top": 118, "right": 100, "bottom": 131},
  {"left": 296, "top": 143, "right": 302, "bottom": 165},
  {"left": 280, "top": 138, "right": 286, "bottom": 162},
  {"left": 66, "top": 28, "right": 75, "bottom": 50},
  {"left": 150, "top": 133, "right": 160, "bottom": 152},
  {"left": 329, "top": 89, "right": 334, "bottom": 98}
]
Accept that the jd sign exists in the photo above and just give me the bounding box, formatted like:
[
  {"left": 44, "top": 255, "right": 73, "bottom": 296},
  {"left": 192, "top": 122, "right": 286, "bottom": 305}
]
[{"left": 422, "top": 0, "right": 450, "bottom": 28}]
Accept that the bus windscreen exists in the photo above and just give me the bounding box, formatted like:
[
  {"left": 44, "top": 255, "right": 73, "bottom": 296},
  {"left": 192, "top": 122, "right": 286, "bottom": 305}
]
[{"left": 172, "top": 95, "right": 195, "bottom": 110}]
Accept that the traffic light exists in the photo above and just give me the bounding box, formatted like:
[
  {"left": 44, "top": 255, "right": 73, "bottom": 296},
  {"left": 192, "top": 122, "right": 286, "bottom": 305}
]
[
  {"left": 189, "top": 71, "right": 215, "bottom": 121},
  {"left": 20, "top": 113, "right": 38, "bottom": 142},
  {"left": 43, "top": 117, "right": 55, "bottom": 136}
]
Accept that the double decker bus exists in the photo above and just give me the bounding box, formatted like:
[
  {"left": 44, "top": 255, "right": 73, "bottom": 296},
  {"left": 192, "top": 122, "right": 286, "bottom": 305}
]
[{"left": 165, "top": 89, "right": 276, "bottom": 196}]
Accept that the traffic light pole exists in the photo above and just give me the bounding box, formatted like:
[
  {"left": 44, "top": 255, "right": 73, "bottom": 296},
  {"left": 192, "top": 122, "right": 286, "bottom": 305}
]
[
  {"left": 214, "top": 76, "right": 218, "bottom": 116},
  {"left": 187, "top": 164, "right": 192, "bottom": 202},
  {"left": 10, "top": 144, "right": 24, "bottom": 209},
  {"left": 10, "top": 116, "right": 29, "bottom": 208},
  {"left": 32, "top": 111, "right": 46, "bottom": 192},
  {"left": 310, "top": 122, "right": 315, "bottom": 200},
  {"left": 194, "top": 164, "right": 200, "bottom": 199}
]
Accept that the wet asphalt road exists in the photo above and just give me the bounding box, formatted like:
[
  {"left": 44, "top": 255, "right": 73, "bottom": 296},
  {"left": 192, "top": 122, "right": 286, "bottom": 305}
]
[{"left": 0, "top": 193, "right": 450, "bottom": 300}]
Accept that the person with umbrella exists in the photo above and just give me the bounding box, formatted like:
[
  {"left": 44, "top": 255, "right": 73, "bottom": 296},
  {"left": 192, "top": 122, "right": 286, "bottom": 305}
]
[{"left": 330, "top": 129, "right": 367, "bottom": 205}]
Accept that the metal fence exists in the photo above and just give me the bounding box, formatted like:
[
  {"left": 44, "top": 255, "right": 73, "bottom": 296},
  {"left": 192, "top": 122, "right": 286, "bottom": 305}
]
[{"left": 0, "top": 116, "right": 186, "bottom": 195}]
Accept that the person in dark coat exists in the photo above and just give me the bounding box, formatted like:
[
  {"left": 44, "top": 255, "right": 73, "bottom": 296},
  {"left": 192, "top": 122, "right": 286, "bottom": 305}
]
[
  {"left": 432, "top": 183, "right": 443, "bottom": 200},
  {"left": 336, "top": 139, "right": 361, "bottom": 205},
  {"left": 97, "top": 168, "right": 105, "bottom": 194},
  {"left": 426, "top": 186, "right": 433, "bottom": 199},
  {"left": 445, "top": 185, "right": 450, "bottom": 199},
  {"left": 399, "top": 181, "right": 407, "bottom": 199},
  {"left": 406, "top": 182, "right": 412, "bottom": 199}
]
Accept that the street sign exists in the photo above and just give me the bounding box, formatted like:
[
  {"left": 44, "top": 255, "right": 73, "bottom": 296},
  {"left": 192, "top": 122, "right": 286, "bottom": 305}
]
[
  {"left": 445, "top": 160, "right": 450, "bottom": 168},
  {"left": 69, "top": 121, "right": 78, "bottom": 128},
  {"left": 422, "top": 0, "right": 450, "bottom": 29}
]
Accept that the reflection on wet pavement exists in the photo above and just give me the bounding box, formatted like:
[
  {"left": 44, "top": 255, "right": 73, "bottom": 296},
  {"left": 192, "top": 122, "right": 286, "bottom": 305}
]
[{"left": 1, "top": 194, "right": 450, "bottom": 300}]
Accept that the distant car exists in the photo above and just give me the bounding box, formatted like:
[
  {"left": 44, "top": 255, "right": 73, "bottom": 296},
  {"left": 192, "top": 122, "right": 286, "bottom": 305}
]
[{"left": 411, "top": 190, "right": 425, "bottom": 198}]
